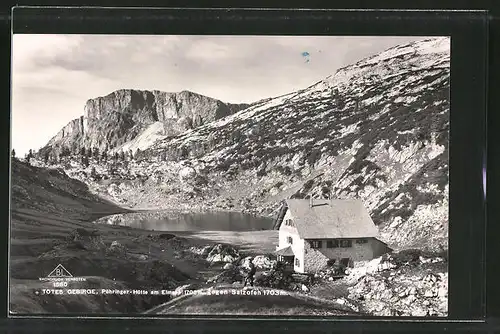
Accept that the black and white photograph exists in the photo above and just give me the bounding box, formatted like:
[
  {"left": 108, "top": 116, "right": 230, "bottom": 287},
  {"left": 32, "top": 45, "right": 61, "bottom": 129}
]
[{"left": 10, "top": 34, "right": 449, "bottom": 317}]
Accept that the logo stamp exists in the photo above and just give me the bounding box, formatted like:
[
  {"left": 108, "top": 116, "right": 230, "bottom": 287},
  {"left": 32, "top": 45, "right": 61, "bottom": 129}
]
[
  {"left": 38, "top": 264, "right": 86, "bottom": 287},
  {"left": 47, "top": 264, "right": 73, "bottom": 278}
]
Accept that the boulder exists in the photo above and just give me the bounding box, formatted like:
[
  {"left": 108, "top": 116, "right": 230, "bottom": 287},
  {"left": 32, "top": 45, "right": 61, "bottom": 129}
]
[
  {"left": 405, "top": 295, "right": 417, "bottom": 304},
  {"left": 223, "top": 263, "right": 235, "bottom": 270},
  {"left": 106, "top": 214, "right": 123, "bottom": 225},
  {"left": 423, "top": 273, "right": 437, "bottom": 283},
  {"left": 377, "top": 256, "right": 398, "bottom": 271},
  {"left": 110, "top": 240, "right": 121, "bottom": 248},
  {"left": 201, "top": 245, "right": 214, "bottom": 256},
  {"left": 419, "top": 256, "right": 432, "bottom": 264},
  {"left": 189, "top": 245, "right": 213, "bottom": 256},
  {"left": 118, "top": 182, "right": 132, "bottom": 191},
  {"left": 107, "top": 183, "right": 122, "bottom": 197},
  {"left": 179, "top": 166, "right": 197, "bottom": 182},
  {"left": 108, "top": 240, "right": 127, "bottom": 254},
  {"left": 206, "top": 244, "right": 240, "bottom": 263},
  {"left": 129, "top": 253, "right": 148, "bottom": 261},
  {"left": 67, "top": 228, "right": 105, "bottom": 251},
  {"left": 437, "top": 286, "right": 447, "bottom": 298},
  {"left": 424, "top": 290, "right": 434, "bottom": 298},
  {"left": 389, "top": 216, "right": 403, "bottom": 228},
  {"left": 252, "top": 255, "right": 277, "bottom": 270},
  {"left": 411, "top": 308, "right": 428, "bottom": 317}
]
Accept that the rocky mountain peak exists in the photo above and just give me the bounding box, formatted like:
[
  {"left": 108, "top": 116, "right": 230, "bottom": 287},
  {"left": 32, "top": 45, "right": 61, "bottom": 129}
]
[{"left": 43, "top": 88, "right": 250, "bottom": 155}]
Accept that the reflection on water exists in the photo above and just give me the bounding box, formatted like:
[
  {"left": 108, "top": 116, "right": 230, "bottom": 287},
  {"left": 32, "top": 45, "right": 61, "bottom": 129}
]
[{"left": 94, "top": 210, "right": 274, "bottom": 232}]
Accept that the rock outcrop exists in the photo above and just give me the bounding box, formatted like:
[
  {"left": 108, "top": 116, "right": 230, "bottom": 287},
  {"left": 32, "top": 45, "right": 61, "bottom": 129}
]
[
  {"left": 205, "top": 244, "right": 241, "bottom": 263},
  {"left": 43, "top": 89, "right": 247, "bottom": 155}
]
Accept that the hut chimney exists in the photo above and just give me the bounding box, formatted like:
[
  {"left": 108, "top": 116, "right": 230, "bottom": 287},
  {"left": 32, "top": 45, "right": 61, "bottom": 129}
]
[{"left": 309, "top": 196, "right": 313, "bottom": 208}]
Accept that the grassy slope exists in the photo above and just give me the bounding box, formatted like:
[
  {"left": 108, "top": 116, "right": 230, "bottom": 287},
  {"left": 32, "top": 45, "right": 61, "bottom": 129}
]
[{"left": 9, "top": 159, "right": 200, "bottom": 314}]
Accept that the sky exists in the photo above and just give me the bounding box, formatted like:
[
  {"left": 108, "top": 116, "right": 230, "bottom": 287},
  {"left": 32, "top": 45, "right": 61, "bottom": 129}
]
[{"left": 11, "top": 34, "right": 428, "bottom": 156}]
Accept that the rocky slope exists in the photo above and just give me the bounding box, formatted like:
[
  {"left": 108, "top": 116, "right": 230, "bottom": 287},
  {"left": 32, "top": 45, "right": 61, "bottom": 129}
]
[
  {"left": 41, "top": 89, "right": 249, "bottom": 156},
  {"left": 35, "top": 37, "right": 450, "bottom": 253},
  {"left": 145, "top": 37, "right": 450, "bottom": 251}
]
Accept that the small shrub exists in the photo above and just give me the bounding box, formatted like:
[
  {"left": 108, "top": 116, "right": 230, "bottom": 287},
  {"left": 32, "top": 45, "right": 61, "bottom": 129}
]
[
  {"left": 255, "top": 267, "right": 292, "bottom": 289},
  {"left": 274, "top": 181, "right": 284, "bottom": 189},
  {"left": 303, "top": 180, "right": 314, "bottom": 192},
  {"left": 290, "top": 192, "right": 305, "bottom": 199},
  {"left": 256, "top": 168, "right": 267, "bottom": 177},
  {"left": 391, "top": 249, "right": 422, "bottom": 266},
  {"left": 306, "top": 149, "right": 322, "bottom": 166},
  {"left": 421, "top": 247, "right": 449, "bottom": 262}
]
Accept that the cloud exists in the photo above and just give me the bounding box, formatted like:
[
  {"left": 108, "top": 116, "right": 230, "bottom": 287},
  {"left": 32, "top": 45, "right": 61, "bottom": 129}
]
[{"left": 12, "top": 34, "right": 83, "bottom": 72}]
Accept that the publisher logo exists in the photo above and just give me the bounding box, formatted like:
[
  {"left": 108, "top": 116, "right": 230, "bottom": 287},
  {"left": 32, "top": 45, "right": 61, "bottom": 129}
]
[
  {"left": 47, "top": 264, "right": 73, "bottom": 278},
  {"left": 38, "top": 264, "right": 86, "bottom": 287}
]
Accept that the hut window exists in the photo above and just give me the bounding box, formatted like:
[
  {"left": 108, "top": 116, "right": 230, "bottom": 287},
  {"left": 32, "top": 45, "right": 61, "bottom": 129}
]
[
  {"left": 285, "top": 219, "right": 294, "bottom": 227},
  {"left": 356, "top": 239, "right": 368, "bottom": 244},
  {"left": 295, "top": 258, "right": 300, "bottom": 267},
  {"left": 310, "top": 240, "right": 322, "bottom": 249},
  {"left": 287, "top": 236, "right": 293, "bottom": 244},
  {"left": 327, "top": 240, "right": 339, "bottom": 248},
  {"left": 340, "top": 240, "right": 352, "bottom": 248}
]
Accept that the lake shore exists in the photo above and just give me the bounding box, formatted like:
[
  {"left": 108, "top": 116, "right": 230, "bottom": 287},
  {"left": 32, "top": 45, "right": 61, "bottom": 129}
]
[{"left": 92, "top": 209, "right": 275, "bottom": 234}]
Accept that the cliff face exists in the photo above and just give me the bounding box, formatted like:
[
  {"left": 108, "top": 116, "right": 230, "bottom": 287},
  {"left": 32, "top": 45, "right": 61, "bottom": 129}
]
[
  {"left": 44, "top": 89, "right": 245, "bottom": 154},
  {"left": 49, "top": 117, "right": 85, "bottom": 144},
  {"left": 227, "top": 103, "right": 251, "bottom": 115}
]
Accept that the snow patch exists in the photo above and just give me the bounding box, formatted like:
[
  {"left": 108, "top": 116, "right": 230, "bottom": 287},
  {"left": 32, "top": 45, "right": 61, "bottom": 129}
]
[
  {"left": 427, "top": 143, "right": 446, "bottom": 160},
  {"left": 338, "top": 122, "right": 359, "bottom": 137},
  {"left": 118, "top": 122, "right": 167, "bottom": 153}
]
